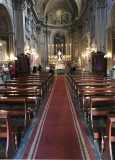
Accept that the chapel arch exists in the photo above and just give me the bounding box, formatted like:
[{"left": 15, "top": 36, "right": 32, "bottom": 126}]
[{"left": 0, "top": 4, "right": 13, "bottom": 70}]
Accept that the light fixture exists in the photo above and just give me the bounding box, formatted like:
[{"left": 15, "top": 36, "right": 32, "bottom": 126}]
[
  {"left": 107, "top": 52, "right": 112, "bottom": 59},
  {"left": 10, "top": 54, "right": 15, "bottom": 61}
]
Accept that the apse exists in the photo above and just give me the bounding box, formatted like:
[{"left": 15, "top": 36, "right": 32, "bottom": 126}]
[{"left": 36, "top": 0, "right": 79, "bottom": 24}]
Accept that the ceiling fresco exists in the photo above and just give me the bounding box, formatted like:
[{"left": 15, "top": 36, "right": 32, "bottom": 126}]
[{"left": 34, "top": 0, "right": 82, "bottom": 24}]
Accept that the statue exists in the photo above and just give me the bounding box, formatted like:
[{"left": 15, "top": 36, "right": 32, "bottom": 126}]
[{"left": 58, "top": 51, "right": 62, "bottom": 61}]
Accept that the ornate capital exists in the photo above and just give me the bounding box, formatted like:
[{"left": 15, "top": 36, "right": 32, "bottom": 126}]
[
  {"left": 97, "top": 0, "right": 106, "bottom": 8},
  {"left": 13, "top": 0, "right": 26, "bottom": 9}
]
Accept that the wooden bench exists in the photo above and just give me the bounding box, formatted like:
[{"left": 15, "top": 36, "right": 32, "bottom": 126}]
[
  {"left": 0, "top": 97, "right": 29, "bottom": 127},
  {"left": 67, "top": 73, "right": 109, "bottom": 92},
  {"left": 24, "top": 72, "right": 54, "bottom": 86},
  {"left": 80, "top": 88, "right": 115, "bottom": 111},
  {"left": 72, "top": 79, "right": 113, "bottom": 95},
  {"left": 5, "top": 78, "right": 49, "bottom": 93},
  {"left": 0, "top": 88, "right": 40, "bottom": 110},
  {"left": 0, "top": 110, "right": 15, "bottom": 158},
  {"left": 7, "top": 74, "right": 55, "bottom": 94},
  {"left": 76, "top": 82, "right": 115, "bottom": 100},
  {"left": 89, "top": 96, "right": 115, "bottom": 139},
  {"left": 0, "top": 83, "right": 44, "bottom": 99},
  {"left": 101, "top": 113, "right": 115, "bottom": 160},
  {"left": 0, "top": 97, "right": 30, "bottom": 157}
]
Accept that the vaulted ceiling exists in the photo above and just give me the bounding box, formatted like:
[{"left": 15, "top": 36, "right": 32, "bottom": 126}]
[{"left": 35, "top": 0, "right": 82, "bottom": 22}]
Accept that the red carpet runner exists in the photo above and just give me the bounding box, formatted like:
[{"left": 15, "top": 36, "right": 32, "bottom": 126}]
[{"left": 23, "top": 77, "right": 95, "bottom": 159}]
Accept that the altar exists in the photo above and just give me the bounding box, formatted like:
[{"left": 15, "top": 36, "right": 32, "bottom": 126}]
[
  {"left": 54, "top": 51, "right": 66, "bottom": 74},
  {"left": 48, "top": 51, "right": 71, "bottom": 74},
  {"left": 55, "top": 63, "right": 65, "bottom": 74}
]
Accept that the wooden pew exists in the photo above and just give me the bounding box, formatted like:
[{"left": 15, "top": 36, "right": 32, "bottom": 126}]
[
  {"left": 13, "top": 73, "right": 54, "bottom": 90},
  {"left": 67, "top": 73, "right": 109, "bottom": 91},
  {"left": 0, "top": 97, "right": 29, "bottom": 127},
  {"left": 0, "top": 88, "right": 40, "bottom": 110},
  {"left": 73, "top": 79, "right": 114, "bottom": 94},
  {"left": 80, "top": 88, "right": 115, "bottom": 111},
  {"left": 0, "top": 97, "right": 30, "bottom": 158},
  {"left": 5, "top": 79, "right": 48, "bottom": 93},
  {"left": 0, "top": 83, "right": 44, "bottom": 99},
  {"left": 76, "top": 82, "right": 115, "bottom": 100},
  {"left": 0, "top": 110, "right": 15, "bottom": 158},
  {"left": 101, "top": 114, "right": 115, "bottom": 160},
  {"left": 0, "top": 72, "right": 54, "bottom": 158},
  {"left": 89, "top": 96, "right": 115, "bottom": 139}
]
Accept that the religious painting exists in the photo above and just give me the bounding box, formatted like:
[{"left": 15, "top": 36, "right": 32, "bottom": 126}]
[
  {"left": 54, "top": 33, "right": 65, "bottom": 55},
  {"left": 47, "top": 8, "right": 72, "bottom": 25}
]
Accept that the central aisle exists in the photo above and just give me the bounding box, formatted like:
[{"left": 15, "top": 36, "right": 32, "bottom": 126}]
[{"left": 23, "top": 77, "right": 95, "bottom": 159}]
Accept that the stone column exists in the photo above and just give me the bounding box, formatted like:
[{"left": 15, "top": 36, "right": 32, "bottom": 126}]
[
  {"left": 13, "top": 1, "right": 26, "bottom": 55},
  {"left": 9, "top": 35, "right": 14, "bottom": 56},
  {"left": 95, "top": 0, "right": 106, "bottom": 52},
  {"left": 107, "top": 29, "right": 112, "bottom": 70}
]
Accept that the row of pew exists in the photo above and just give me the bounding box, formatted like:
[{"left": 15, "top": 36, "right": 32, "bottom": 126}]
[
  {"left": 0, "top": 72, "right": 54, "bottom": 159},
  {"left": 67, "top": 71, "right": 115, "bottom": 160}
]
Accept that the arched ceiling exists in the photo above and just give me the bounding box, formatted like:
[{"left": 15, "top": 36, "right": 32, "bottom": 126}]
[
  {"left": 0, "top": 4, "right": 13, "bottom": 32},
  {"left": 35, "top": 0, "right": 82, "bottom": 23}
]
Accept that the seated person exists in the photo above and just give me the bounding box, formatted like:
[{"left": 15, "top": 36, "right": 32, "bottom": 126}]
[
  {"left": 49, "top": 67, "right": 54, "bottom": 73},
  {"left": 38, "top": 64, "right": 42, "bottom": 72}
]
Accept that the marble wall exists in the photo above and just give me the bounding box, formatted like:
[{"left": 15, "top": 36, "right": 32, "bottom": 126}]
[{"left": 76, "top": 0, "right": 115, "bottom": 71}]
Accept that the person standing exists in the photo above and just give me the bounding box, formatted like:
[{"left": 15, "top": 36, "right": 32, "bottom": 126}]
[
  {"left": 9, "top": 65, "right": 15, "bottom": 80},
  {"left": 33, "top": 66, "right": 37, "bottom": 73}
]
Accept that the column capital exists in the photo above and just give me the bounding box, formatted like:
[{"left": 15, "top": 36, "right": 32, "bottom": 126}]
[
  {"left": 96, "top": 0, "right": 106, "bottom": 8},
  {"left": 13, "top": 0, "right": 26, "bottom": 10}
]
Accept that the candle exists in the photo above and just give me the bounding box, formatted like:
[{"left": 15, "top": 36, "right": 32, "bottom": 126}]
[
  {"left": 48, "top": 45, "right": 50, "bottom": 54},
  {"left": 70, "top": 44, "right": 71, "bottom": 55},
  {"left": 62, "top": 44, "right": 63, "bottom": 54},
  {"left": 66, "top": 44, "right": 67, "bottom": 55},
  {"left": 52, "top": 44, "right": 54, "bottom": 54},
  {"left": 56, "top": 44, "right": 57, "bottom": 53}
]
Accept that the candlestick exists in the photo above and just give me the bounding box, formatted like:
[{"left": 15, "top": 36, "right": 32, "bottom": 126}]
[
  {"left": 62, "top": 44, "right": 63, "bottom": 54},
  {"left": 56, "top": 44, "right": 57, "bottom": 54},
  {"left": 66, "top": 44, "right": 67, "bottom": 55}
]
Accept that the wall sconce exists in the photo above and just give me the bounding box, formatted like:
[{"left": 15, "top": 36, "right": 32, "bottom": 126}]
[
  {"left": 25, "top": 46, "right": 30, "bottom": 54},
  {"left": 104, "top": 53, "right": 112, "bottom": 59},
  {"left": 108, "top": 52, "right": 112, "bottom": 59},
  {"left": 14, "top": 57, "right": 17, "bottom": 60},
  {"left": 9, "top": 55, "right": 17, "bottom": 61},
  {"left": 10, "top": 54, "right": 15, "bottom": 61},
  {"left": 107, "top": 53, "right": 112, "bottom": 59}
]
